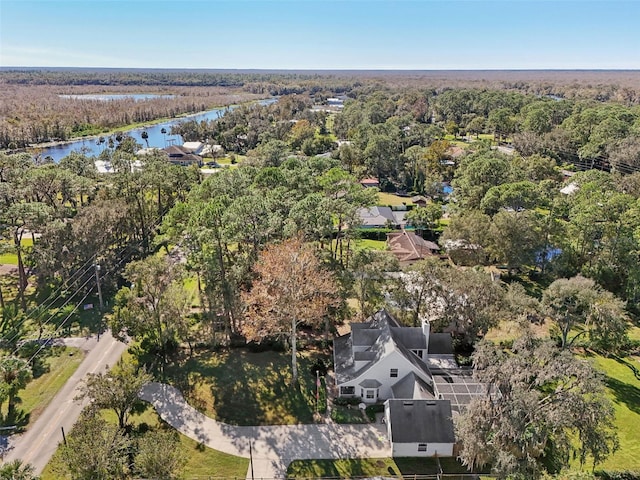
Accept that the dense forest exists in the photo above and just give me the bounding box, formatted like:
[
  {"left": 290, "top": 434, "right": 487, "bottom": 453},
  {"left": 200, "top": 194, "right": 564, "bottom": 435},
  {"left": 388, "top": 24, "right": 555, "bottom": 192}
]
[{"left": 1, "top": 70, "right": 640, "bottom": 479}]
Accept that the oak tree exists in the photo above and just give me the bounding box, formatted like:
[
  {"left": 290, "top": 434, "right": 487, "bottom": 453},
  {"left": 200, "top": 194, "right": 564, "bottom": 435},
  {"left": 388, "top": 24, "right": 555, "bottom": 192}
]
[
  {"left": 134, "top": 430, "right": 185, "bottom": 479},
  {"left": 76, "top": 360, "right": 152, "bottom": 429},
  {"left": 456, "top": 335, "right": 618, "bottom": 478},
  {"left": 109, "top": 256, "right": 190, "bottom": 365},
  {"left": 241, "top": 237, "right": 338, "bottom": 384},
  {"left": 56, "top": 411, "right": 130, "bottom": 480}
]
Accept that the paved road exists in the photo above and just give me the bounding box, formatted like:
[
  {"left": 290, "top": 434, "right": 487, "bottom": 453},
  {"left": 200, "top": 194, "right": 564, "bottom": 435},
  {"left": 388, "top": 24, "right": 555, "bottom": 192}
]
[
  {"left": 140, "top": 382, "right": 392, "bottom": 479},
  {"left": 3, "top": 331, "right": 128, "bottom": 474}
]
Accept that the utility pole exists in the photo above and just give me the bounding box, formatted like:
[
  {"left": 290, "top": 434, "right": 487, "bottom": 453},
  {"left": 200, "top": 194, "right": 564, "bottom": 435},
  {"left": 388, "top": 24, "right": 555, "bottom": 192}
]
[
  {"left": 249, "top": 441, "right": 254, "bottom": 480},
  {"left": 94, "top": 263, "right": 103, "bottom": 309}
]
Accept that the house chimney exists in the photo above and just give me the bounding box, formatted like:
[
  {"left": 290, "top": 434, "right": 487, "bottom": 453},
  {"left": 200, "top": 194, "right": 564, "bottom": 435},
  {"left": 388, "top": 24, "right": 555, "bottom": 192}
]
[{"left": 421, "top": 316, "right": 431, "bottom": 354}]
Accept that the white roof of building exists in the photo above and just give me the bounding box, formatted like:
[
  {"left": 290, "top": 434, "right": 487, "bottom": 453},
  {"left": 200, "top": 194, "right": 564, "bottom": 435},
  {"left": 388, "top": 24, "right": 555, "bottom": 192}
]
[{"left": 560, "top": 182, "right": 580, "bottom": 195}]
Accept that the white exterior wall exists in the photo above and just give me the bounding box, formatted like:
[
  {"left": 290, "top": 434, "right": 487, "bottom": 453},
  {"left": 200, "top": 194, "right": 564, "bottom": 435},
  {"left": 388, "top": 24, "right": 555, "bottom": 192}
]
[
  {"left": 421, "top": 318, "right": 431, "bottom": 353},
  {"left": 354, "top": 360, "right": 369, "bottom": 370},
  {"left": 391, "top": 442, "right": 454, "bottom": 457},
  {"left": 339, "top": 350, "right": 432, "bottom": 401},
  {"left": 385, "top": 403, "right": 393, "bottom": 439}
]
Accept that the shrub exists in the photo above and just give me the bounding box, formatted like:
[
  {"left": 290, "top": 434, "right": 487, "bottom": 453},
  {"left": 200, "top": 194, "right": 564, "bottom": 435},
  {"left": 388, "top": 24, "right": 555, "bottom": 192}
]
[
  {"left": 356, "top": 228, "right": 393, "bottom": 241},
  {"left": 365, "top": 404, "right": 385, "bottom": 422},
  {"left": 596, "top": 472, "right": 640, "bottom": 480},
  {"left": 309, "top": 358, "right": 329, "bottom": 377},
  {"left": 333, "top": 396, "right": 362, "bottom": 406}
]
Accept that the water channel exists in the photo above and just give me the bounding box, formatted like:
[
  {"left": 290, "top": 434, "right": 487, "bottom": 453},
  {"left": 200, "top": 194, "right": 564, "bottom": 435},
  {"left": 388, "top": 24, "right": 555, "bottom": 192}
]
[{"left": 36, "top": 97, "right": 275, "bottom": 162}]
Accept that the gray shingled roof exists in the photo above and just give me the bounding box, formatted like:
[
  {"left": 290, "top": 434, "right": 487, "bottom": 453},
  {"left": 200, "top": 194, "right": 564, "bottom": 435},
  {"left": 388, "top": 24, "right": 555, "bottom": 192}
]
[
  {"left": 333, "top": 310, "right": 432, "bottom": 384},
  {"left": 352, "top": 328, "right": 382, "bottom": 347},
  {"left": 356, "top": 207, "right": 407, "bottom": 228},
  {"left": 386, "top": 399, "right": 455, "bottom": 444},
  {"left": 359, "top": 379, "right": 382, "bottom": 388},
  {"left": 428, "top": 333, "right": 454, "bottom": 355},
  {"left": 391, "top": 372, "right": 435, "bottom": 400},
  {"left": 390, "top": 327, "right": 427, "bottom": 350}
]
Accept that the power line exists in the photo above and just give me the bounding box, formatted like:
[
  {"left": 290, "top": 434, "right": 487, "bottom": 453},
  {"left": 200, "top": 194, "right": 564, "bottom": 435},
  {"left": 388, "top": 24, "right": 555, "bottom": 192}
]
[
  {"left": 3, "top": 258, "right": 97, "bottom": 348},
  {"left": 23, "top": 205, "right": 173, "bottom": 362},
  {"left": 10, "top": 273, "right": 96, "bottom": 356},
  {"left": 27, "top": 288, "right": 94, "bottom": 364}
]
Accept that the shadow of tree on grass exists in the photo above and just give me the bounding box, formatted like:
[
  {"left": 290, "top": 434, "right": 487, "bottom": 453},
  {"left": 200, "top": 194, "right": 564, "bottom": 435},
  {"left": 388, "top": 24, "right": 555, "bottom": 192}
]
[
  {"left": 605, "top": 376, "right": 640, "bottom": 415},
  {"left": 163, "top": 348, "right": 328, "bottom": 425}
]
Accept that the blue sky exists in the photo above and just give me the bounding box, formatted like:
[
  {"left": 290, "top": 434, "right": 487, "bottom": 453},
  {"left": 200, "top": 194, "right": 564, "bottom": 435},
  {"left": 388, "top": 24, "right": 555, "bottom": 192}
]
[{"left": 1, "top": 0, "right": 639, "bottom": 70}]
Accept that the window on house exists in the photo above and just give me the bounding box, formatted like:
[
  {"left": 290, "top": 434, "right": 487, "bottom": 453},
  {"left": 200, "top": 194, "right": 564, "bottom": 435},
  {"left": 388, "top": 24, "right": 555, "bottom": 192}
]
[
  {"left": 366, "top": 390, "right": 375, "bottom": 399},
  {"left": 390, "top": 368, "right": 398, "bottom": 377},
  {"left": 340, "top": 386, "right": 355, "bottom": 395},
  {"left": 361, "top": 388, "right": 364, "bottom": 397},
  {"left": 418, "top": 443, "right": 427, "bottom": 452},
  {"left": 412, "top": 349, "right": 423, "bottom": 358}
]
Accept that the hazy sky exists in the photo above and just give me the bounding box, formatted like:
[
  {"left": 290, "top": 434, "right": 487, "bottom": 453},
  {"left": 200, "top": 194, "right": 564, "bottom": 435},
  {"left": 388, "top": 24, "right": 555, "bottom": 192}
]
[{"left": 1, "top": 0, "right": 639, "bottom": 70}]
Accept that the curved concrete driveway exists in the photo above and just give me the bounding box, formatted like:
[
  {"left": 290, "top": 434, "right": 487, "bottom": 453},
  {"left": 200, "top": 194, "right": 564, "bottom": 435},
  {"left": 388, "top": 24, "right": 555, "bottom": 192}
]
[{"left": 140, "top": 382, "right": 391, "bottom": 479}]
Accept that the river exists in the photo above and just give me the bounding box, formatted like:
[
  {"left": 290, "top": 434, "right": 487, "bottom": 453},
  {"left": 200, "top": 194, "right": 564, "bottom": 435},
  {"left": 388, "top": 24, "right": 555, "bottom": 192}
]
[{"left": 35, "top": 98, "right": 275, "bottom": 162}]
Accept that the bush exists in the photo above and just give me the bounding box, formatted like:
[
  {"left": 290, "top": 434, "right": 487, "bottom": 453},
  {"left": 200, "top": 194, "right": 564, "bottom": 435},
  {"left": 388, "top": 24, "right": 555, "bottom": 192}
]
[
  {"left": 333, "top": 396, "right": 362, "bottom": 406},
  {"left": 356, "top": 228, "right": 393, "bottom": 241},
  {"left": 365, "top": 403, "right": 384, "bottom": 422},
  {"left": 309, "top": 358, "right": 329, "bottom": 377},
  {"left": 596, "top": 472, "right": 640, "bottom": 480},
  {"left": 330, "top": 405, "right": 367, "bottom": 424},
  {"left": 246, "top": 338, "right": 286, "bottom": 353}
]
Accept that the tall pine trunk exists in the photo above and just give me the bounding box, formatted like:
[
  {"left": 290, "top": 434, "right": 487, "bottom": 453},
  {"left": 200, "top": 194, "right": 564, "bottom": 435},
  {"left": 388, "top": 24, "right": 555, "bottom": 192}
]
[
  {"left": 14, "top": 231, "right": 27, "bottom": 312},
  {"left": 291, "top": 318, "right": 298, "bottom": 385}
]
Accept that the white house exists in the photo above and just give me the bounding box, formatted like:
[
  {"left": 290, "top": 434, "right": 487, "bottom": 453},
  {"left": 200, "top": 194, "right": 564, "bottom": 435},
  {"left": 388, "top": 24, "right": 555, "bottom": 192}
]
[
  {"left": 384, "top": 399, "right": 455, "bottom": 457},
  {"left": 356, "top": 206, "right": 407, "bottom": 228},
  {"left": 333, "top": 310, "right": 453, "bottom": 403},
  {"left": 333, "top": 309, "right": 489, "bottom": 458},
  {"left": 182, "top": 141, "right": 223, "bottom": 157}
]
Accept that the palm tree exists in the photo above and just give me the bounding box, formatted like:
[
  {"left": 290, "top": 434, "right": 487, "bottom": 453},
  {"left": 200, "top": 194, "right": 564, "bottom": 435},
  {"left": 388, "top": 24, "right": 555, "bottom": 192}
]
[
  {"left": 141, "top": 130, "right": 149, "bottom": 148},
  {"left": 0, "top": 460, "right": 38, "bottom": 480},
  {"left": 160, "top": 127, "right": 167, "bottom": 147},
  {"left": 0, "top": 356, "right": 32, "bottom": 415}
]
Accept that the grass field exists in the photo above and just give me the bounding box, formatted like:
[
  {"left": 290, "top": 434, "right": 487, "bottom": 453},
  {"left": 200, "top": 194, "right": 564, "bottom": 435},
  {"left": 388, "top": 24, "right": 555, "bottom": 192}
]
[
  {"left": 354, "top": 238, "right": 387, "bottom": 251},
  {"left": 587, "top": 353, "right": 640, "bottom": 472},
  {"left": 0, "top": 238, "right": 34, "bottom": 265},
  {"left": 1, "top": 347, "right": 84, "bottom": 431},
  {"left": 378, "top": 192, "right": 413, "bottom": 206},
  {"left": 287, "top": 457, "right": 476, "bottom": 478},
  {"left": 183, "top": 274, "right": 200, "bottom": 308},
  {"left": 161, "top": 348, "right": 329, "bottom": 425}
]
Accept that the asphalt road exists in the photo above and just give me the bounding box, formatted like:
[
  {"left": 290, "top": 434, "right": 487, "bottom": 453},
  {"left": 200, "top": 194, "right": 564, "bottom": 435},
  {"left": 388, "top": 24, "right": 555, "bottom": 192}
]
[{"left": 3, "top": 331, "right": 128, "bottom": 474}]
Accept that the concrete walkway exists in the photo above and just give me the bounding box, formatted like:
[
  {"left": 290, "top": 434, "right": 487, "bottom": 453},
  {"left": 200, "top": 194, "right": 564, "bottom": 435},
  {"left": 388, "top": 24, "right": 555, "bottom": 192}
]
[{"left": 140, "top": 382, "right": 392, "bottom": 479}]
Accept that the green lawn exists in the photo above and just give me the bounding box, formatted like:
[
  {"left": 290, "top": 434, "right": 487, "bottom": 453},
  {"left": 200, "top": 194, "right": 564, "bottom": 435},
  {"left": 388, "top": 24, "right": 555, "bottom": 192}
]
[
  {"left": 41, "top": 405, "right": 249, "bottom": 479},
  {"left": 181, "top": 433, "right": 249, "bottom": 478},
  {"left": 587, "top": 354, "right": 640, "bottom": 472},
  {"left": 183, "top": 274, "right": 200, "bottom": 308},
  {"left": 216, "top": 154, "right": 246, "bottom": 165},
  {"left": 628, "top": 326, "right": 640, "bottom": 341},
  {"left": 287, "top": 457, "right": 475, "bottom": 479},
  {"left": 0, "top": 238, "right": 34, "bottom": 265},
  {"left": 378, "top": 192, "right": 413, "bottom": 207},
  {"left": 354, "top": 238, "right": 387, "bottom": 251},
  {"left": 1, "top": 347, "right": 84, "bottom": 431},
  {"left": 161, "top": 348, "right": 330, "bottom": 425}
]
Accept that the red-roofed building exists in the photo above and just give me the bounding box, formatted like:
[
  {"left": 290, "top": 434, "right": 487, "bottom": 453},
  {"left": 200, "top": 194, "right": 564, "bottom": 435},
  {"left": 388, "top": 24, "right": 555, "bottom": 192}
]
[{"left": 360, "top": 177, "right": 380, "bottom": 188}]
